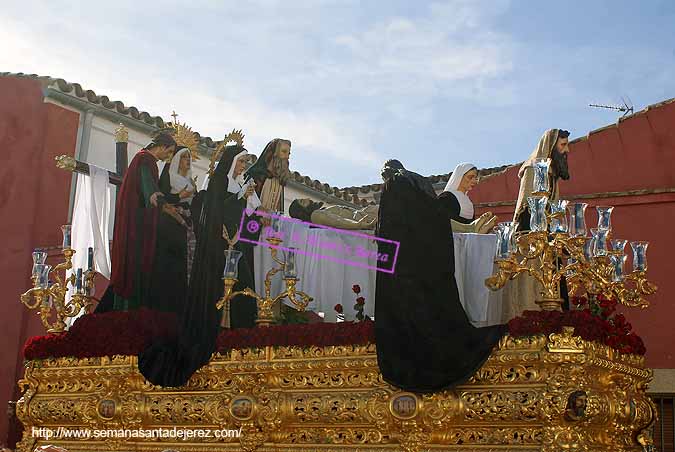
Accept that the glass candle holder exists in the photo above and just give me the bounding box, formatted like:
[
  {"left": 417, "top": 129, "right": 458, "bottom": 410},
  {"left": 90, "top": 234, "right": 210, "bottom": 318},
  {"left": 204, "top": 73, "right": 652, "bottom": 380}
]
[
  {"left": 532, "top": 158, "right": 551, "bottom": 193},
  {"left": 568, "top": 202, "right": 588, "bottom": 237},
  {"left": 549, "top": 200, "right": 569, "bottom": 233},
  {"left": 32, "top": 250, "right": 48, "bottom": 278},
  {"left": 611, "top": 239, "right": 628, "bottom": 254},
  {"left": 35, "top": 264, "right": 52, "bottom": 289},
  {"left": 630, "top": 241, "right": 649, "bottom": 272},
  {"left": 610, "top": 254, "right": 627, "bottom": 282},
  {"left": 596, "top": 206, "right": 614, "bottom": 231},
  {"left": 528, "top": 195, "right": 549, "bottom": 232},
  {"left": 591, "top": 228, "right": 610, "bottom": 256},
  {"left": 223, "top": 249, "right": 243, "bottom": 279},
  {"left": 61, "top": 224, "right": 72, "bottom": 249},
  {"left": 582, "top": 237, "right": 595, "bottom": 261},
  {"left": 495, "top": 222, "right": 515, "bottom": 259},
  {"left": 283, "top": 247, "right": 298, "bottom": 279},
  {"left": 270, "top": 212, "right": 283, "bottom": 233}
]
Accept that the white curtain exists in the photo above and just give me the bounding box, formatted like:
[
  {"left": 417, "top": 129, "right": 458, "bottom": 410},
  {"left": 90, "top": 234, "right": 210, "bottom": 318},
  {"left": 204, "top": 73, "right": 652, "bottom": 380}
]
[{"left": 65, "top": 166, "right": 113, "bottom": 326}]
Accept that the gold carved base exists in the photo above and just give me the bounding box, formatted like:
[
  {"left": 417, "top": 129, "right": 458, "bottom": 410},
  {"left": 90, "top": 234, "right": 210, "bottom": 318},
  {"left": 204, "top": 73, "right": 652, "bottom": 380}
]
[
  {"left": 536, "top": 297, "right": 564, "bottom": 311},
  {"left": 16, "top": 328, "right": 655, "bottom": 452}
]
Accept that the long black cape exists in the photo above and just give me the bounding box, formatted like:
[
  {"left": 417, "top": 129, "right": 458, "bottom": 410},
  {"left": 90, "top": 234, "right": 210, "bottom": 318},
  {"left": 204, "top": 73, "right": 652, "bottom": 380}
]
[
  {"left": 375, "top": 171, "right": 505, "bottom": 393},
  {"left": 138, "top": 145, "right": 257, "bottom": 387}
]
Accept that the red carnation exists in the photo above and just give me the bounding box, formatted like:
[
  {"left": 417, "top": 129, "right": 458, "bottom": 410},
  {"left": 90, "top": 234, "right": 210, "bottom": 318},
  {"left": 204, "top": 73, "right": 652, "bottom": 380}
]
[
  {"left": 356, "top": 296, "right": 365, "bottom": 305},
  {"left": 352, "top": 284, "right": 361, "bottom": 294},
  {"left": 334, "top": 303, "right": 343, "bottom": 313}
]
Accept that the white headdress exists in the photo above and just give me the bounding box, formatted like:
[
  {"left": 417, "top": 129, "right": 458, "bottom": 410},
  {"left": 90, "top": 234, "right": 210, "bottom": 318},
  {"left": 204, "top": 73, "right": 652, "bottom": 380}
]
[
  {"left": 443, "top": 163, "right": 476, "bottom": 220},
  {"left": 167, "top": 148, "right": 196, "bottom": 202}
]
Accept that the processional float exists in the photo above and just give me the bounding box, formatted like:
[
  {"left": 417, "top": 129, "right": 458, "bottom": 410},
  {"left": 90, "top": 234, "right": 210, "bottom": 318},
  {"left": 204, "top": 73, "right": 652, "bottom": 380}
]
[{"left": 15, "top": 131, "right": 659, "bottom": 452}]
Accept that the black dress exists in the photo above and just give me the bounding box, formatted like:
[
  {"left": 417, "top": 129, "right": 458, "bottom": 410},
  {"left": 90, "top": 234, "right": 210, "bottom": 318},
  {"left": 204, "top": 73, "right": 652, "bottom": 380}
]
[
  {"left": 374, "top": 171, "right": 505, "bottom": 393},
  {"left": 437, "top": 191, "right": 473, "bottom": 224},
  {"left": 138, "top": 145, "right": 259, "bottom": 387},
  {"left": 145, "top": 166, "right": 192, "bottom": 314}
]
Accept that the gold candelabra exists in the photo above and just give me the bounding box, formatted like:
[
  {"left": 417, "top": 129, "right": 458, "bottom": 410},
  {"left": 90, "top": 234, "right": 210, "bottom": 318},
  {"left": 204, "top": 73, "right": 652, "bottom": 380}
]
[
  {"left": 486, "top": 195, "right": 656, "bottom": 311},
  {"left": 21, "top": 251, "right": 97, "bottom": 334},
  {"left": 216, "top": 236, "right": 314, "bottom": 327}
]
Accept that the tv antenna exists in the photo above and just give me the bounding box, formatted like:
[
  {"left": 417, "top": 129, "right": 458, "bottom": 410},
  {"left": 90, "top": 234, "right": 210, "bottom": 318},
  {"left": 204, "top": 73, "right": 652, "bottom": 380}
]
[{"left": 589, "top": 96, "right": 634, "bottom": 118}]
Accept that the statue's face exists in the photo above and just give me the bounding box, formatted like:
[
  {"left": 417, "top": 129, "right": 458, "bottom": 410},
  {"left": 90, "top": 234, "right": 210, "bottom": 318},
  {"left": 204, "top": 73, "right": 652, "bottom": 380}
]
[
  {"left": 555, "top": 136, "right": 569, "bottom": 154},
  {"left": 233, "top": 156, "right": 247, "bottom": 177},
  {"left": 297, "top": 198, "right": 312, "bottom": 208},
  {"left": 157, "top": 144, "right": 176, "bottom": 162},
  {"left": 277, "top": 141, "right": 291, "bottom": 160},
  {"left": 458, "top": 169, "right": 479, "bottom": 193},
  {"left": 178, "top": 152, "right": 191, "bottom": 174}
]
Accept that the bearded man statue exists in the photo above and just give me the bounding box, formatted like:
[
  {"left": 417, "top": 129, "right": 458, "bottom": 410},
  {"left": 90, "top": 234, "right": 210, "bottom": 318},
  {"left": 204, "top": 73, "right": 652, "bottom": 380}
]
[
  {"left": 513, "top": 129, "right": 570, "bottom": 231},
  {"left": 244, "top": 138, "right": 292, "bottom": 213},
  {"left": 501, "top": 129, "right": 572, "bottom": 322}
]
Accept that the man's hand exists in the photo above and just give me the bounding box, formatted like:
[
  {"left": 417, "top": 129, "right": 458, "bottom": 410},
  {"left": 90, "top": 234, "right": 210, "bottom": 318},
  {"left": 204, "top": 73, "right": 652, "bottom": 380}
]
[
  {"left": 243, "top": 184, "right": 255, "bottom": 199},
  {"left": 179, "top": 187, "right": 194, "bottom": 199}
]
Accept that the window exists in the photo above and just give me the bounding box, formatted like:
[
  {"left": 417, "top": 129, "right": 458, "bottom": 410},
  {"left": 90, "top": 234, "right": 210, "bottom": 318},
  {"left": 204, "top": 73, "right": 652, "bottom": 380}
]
[{"left": 652, "top": 394, "right": 675, "bottom": 452}]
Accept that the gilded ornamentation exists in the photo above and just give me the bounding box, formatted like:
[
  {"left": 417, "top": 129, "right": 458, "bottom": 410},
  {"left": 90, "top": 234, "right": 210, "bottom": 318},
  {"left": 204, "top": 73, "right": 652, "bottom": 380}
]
[
  {"left": 20, "top": 247, "right": 96, "bottom": 334},
  {"left": 486, "top": 221, "right": 657, "bottom": 311},
  {"left": 209, "top": 128, "right": 246, "bottom": 177},
  {"left": 114, "top": 123, "right": 128, "bottom": 143},
  {"left": 218, "top": 235, "right": 314, "bottom": 327},
  {"left": 54, "top": 154, "right": 76, "bottom": 171},
  {"left": 167, "top": 119, "right": 200, "bottom": 159},
  {"left": 15, "top": 334, "right": 654, "bottom": 452}
]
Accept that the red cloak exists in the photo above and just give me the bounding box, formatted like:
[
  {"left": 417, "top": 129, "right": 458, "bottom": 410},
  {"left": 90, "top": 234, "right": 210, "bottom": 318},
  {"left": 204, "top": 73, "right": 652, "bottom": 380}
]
[{"left": 110, "top": 150, "right": 160, "bottom": 299}]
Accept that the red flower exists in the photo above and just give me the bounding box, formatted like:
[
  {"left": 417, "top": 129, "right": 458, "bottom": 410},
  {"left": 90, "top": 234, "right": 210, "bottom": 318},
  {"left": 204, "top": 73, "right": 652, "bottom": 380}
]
[
  {"left": 352, "top": 284, "right": 361, "bottom": 294},
  {"left": 334, "top": 303, "right": 343, "bottom": 314},
  {"left": 356, "top": 296, "right": 365, "bottom": 305}
]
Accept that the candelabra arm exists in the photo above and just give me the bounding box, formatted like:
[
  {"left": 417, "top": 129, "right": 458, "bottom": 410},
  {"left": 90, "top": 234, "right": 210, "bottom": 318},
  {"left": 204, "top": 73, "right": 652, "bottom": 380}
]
[
  {"left": 287, "top": 289, "right": 313, "bottom": 312},
  {"left": 269, "top": 249, "right": 285, "bottom": 267},
  {"left": 263, "top": 267, "right": 283, "bottom": 299},
  {"left": 271, "top": 291, "right": 290, "bottom": 306},
  {"left": 20, "top": 287, "right": 43, "bottom": 310}
]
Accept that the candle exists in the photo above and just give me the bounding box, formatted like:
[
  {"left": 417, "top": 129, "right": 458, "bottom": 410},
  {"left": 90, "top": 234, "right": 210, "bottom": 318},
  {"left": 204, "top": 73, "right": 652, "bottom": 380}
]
[
  {"left": 87, "top": 247, "right": 94, "bottom": 271},
  {"left": 76, "top": 268, "right": 83, "bottom": 293}
]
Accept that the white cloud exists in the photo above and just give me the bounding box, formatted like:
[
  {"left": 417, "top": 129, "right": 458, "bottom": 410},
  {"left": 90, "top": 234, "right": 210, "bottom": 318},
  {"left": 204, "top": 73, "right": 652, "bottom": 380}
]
[{"left": 0, "top": 0, "right": 516, "bottom": 185}]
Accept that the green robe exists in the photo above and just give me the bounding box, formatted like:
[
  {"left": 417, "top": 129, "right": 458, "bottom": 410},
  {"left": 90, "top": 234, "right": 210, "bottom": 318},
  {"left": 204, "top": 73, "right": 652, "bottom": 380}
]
[{"left": 113, "top": 165, "right": 176, "bottom": 311}]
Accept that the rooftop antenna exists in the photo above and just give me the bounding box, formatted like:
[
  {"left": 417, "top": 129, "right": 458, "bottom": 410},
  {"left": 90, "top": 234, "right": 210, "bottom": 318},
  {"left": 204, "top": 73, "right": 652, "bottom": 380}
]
[{"left": 589, "top": 97, "right": 634, "bottom": 118}]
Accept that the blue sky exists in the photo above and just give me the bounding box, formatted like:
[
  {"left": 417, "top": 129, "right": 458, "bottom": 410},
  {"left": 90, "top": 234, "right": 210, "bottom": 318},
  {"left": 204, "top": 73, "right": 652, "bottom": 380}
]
[{"left": 2, "top": 0, "right": 674, "bottom": 187}]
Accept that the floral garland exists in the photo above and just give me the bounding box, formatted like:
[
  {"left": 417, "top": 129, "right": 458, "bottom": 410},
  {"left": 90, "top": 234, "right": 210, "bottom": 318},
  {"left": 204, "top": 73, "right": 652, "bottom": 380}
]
[
  {"left": 23, "top": 296, "right": 645, "bottom": 360},
  {"left": 507, "top": 295, "right": 646, "bottom": 355}
]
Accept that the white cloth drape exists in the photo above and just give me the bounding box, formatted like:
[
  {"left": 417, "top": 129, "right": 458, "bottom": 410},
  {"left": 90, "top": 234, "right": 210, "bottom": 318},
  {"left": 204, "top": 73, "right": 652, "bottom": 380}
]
[
  {"left": 65, "top": 166, "right": 112, "bottom": 326},
  {"left": 452, "top": 233, "right": 504, "bottom": 326},
  {"left": 253, "top": 222, "right": 503, "bottom": 326}
]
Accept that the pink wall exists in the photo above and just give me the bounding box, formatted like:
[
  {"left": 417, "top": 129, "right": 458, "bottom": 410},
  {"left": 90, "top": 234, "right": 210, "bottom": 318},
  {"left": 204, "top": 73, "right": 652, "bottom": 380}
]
[
  {"left": 0, "top": 78, "right": 77, "bottom": 445},
  {"left": 471, "top": 101, "right": 675, "bottom": 368}
]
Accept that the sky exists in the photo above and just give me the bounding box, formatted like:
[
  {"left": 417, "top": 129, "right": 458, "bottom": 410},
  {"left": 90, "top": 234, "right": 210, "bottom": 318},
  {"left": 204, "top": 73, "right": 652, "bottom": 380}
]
[{"left": 2, "top": 0, "right": 674, "bottom": 187}]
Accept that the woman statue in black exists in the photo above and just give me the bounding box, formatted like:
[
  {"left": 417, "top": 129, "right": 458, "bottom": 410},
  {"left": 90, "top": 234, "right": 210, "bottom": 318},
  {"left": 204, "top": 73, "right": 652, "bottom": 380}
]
[
  {"left": 138, "top": 145, "right": 260, "bottom": 387},
  {"left": 374, "top": 159, "right": 505, "bottom": 393}
]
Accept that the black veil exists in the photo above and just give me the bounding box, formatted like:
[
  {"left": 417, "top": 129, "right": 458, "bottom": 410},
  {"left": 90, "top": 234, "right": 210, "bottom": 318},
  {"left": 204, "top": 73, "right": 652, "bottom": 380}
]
[
  {"left": 138, "top": 145, "right": 245, "bottom": 387},
  {"left": 375, "top": 164, "right": 505, "bottom": 393}
]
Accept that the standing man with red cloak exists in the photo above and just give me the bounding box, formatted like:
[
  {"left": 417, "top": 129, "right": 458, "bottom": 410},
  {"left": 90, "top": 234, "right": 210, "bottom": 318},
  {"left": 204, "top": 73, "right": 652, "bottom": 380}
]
[{"left": 108, "top": 130, "right": 182, "bottom": 311}]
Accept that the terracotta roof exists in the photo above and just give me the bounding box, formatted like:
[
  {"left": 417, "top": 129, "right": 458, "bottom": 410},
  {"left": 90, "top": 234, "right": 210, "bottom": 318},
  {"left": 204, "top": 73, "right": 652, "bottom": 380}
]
[
  {"left": 340, "top": 95, "right": 675, "bottom": 197},
  {"left": 1, "top": 72, "right": 364, "bottom": 205},
  {"left": 341, "top": 164, "right": 514, "bottom": 198},
  {"left": 5, "top": 72, "right": 672, "bottom": 207}
]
